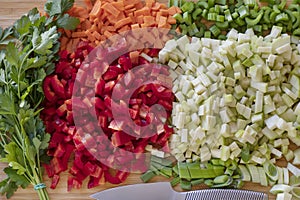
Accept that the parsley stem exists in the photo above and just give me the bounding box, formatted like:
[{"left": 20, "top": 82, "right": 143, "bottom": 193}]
[{"left": 17, "top": 49, "right": 34, "bottom": 99}]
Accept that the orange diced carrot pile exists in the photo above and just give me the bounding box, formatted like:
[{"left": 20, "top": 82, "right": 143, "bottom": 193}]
[{"left": 60, "top": 0, "right": 180, "bottom": 53}]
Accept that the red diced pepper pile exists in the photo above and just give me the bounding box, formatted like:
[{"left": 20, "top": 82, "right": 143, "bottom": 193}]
[{"left": 41, "top": 41, "right": 174, "bottom": 190}]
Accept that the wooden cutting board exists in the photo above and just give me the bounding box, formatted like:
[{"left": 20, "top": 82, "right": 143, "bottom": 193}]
[{"left": 0, "top": 0, "right": 294, "bottom": 199}]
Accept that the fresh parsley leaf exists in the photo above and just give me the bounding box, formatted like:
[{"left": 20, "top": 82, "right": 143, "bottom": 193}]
[
  {"left": 27, "top": 8, "right": 42, "bottom": 24},
  {"left": 0, "top": 68, "right": 6, "bottom": 85},
  {"left": 0, "top": 1, "right": 77, "bottom": 199},
  {"left": 14, "top": 16, "right": 31, "bottom": 36},
  {"left": 45, "top": 1, "right": 61, "bottom": 17},
  {"left": 0, "top": 27, "right": 14, "bottom": 46},
  {"left": 0, "top": 178, "right": 18, "bottom": 199},
  {"left": 0, "top": 94, "right": 15, "bottom": 115},
  {"left": 60, "top": 0, "right": 75, "bottom": 13},
  {"left": 45, "top": 0, "right": 75, "bottom": 17},
  {"left": 5, "top": 42, "right": 19, "bottom": 67},
  {"left": 24, "top": 56, "right": 47, "bottom": 71},
  {"left": 56, "top": 14, "right": 80, "bottom": 30},
  {"left": 4, "top": 167, "right": 30, "bottom": 189},
  {"left": 33, "top": 27, "right": 59, "bottom": 55}
]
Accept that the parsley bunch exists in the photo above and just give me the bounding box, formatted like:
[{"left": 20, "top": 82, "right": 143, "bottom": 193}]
[{"left": 0, "top": 0, "right": 79, "bottom": 199}]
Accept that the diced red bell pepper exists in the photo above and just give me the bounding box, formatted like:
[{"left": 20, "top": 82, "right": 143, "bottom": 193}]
[
  {"left": 53, "top": 143, "right": 65, "bottom": 157},
  {"left": 111, "top": 131, "right": 134, "bottom": 147},
  {"left": 88, "top": 175, "right": 105, "bottom": 189},
  {"left": 51, "top": 157, "right": 68, "bottom": 175},
  {"left": 56, "top": 104, "right": 67, "bottom": 117},
  {"left": 43, "top": 163, "right": 55, "bottom": 178},
  {"left": 51, "top": 75, "right": 66, "bottom": 98},
  {"left": 50, "top": 174, "right": 60, "bottom": 189},
  {"left": 103, "top": 69, "right": 119, "bottom": 81},
  {"left": 67, "top": 176, "right": 82, "bottom": 192},
  {"left": 43, "top": 76, "right": 57, "bottom": 102},
  {"left": 75, "top": 69, "right": 87, "bottom": 85},
  {"left": 95, "top": 79, "right": 105, "bottom": 96}
]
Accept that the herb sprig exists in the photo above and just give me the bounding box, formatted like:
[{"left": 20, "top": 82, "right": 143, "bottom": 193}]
[{"left": 0, "top": 1, "right": 79, "bottom": 199}]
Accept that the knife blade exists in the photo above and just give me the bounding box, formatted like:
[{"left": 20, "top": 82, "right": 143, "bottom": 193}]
[{"left": 90, "top": 182, "right": 268, "bottom": 200}]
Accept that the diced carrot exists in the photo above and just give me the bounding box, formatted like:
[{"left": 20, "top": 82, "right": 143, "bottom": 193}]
[
  {"left": 124, "top": 4, "right": 135, "bottom": 10},
  {"left": 59, "top": 0, "right": 180, "bottom": 50},
  {"left": 136, "top": 16, "right": 144, "bottom": 24},
  {"left": 125, "top": 8, "right": 137, "bottom": 15},
  {"left": 127, "top": 13, "right": 136, "bottom": 24},
  {"left": 155, "top": 11, "right": 162, "bottom": 22},
  {"left": 175, "top": 6, "right": 182, "bottom": 14},
  {"left": 154, "top": 39, "right": 163, "bottom": 49},
  {"left": 158, "top": 16, "right": 167, "bottom": 28},
  {"left": 140, "top": 23, "right": 149, "bottom": 28},
  {"left": 118, "top": 25, "right": 130, "bottom": 33},
  {"left": 145, "top": 0, "right": 155, "bottom": 6},
  {"left": 134, "top": 7, "right": 150, "bottom": 17},
  {"left": 151, "top": 28, "right": 160, "bottom": 38},
  {"left": 167, "top": 16, "right": 177, "bottom": 24},
  {"left": 135, "top": 2, "right": 144, "bottom": 9},
  {"left": 115, "top": 17, "right": 132, "bottom": 29},
  {"left": 107, "top": 12, "right": 126, "bottom": 25},
  {"left": 97, "top": 22, "right": 103, "bottom": 30},
  {"left": 123, "top": 0, "right": 139, "bottom": 6},
  {"left": 106, "top": 26, "right": 116, "bottom": 32},
  {"left": 81, "top": 20, "right": 92, "bottom": 30},
  {"left": 129, "top": 51, "right": 140, "bottom": 64},
  {"left": 91, "top": 25, "right": 98, "bottom": 32},
  {"left": 66, "top": 40, "right": 73, "bottom": 53},
  {"left": 167, "top": 6, "right": 178, "bottom": 15},
  {"left": 76, "top": 7, "right": 89, "bottom": 18},
  {"left": 93, "top": 31, "right": 101, "bottom": 40},
  {"left": 60, "top": 37, "right": 68, "bottom": 49},
  {"left": 90, "top": 0, "right": 102, "bottom": 17},
  {"left": 112, "top": 1, "right": 125, "bottom": 11},
  {"left": 102, "top": 3, "right": 121, "bottom": 17},
  {"left": 143, "top": 16, "right": 155, "bottom": 26},
  {"left": 72, "top": 31, "right": 87, "bottom": 38},
  {"left": 160, "top": 4, "right": 167, "bottom": 9},
  {"left": 84, "top": 0, "right": 93, "bottom": 11},
  {"left": 163, "top": 23, "right": 172, "bottom": 29},
  {"left": 79, "top": 17, "right": 86, "bottom": 23},
  {"left": 86, "top": 30, "right": 95, "bottom": 42},
  {"left": 160, "top": 9, "right": 169, "bottom": 16},
  {"left": 65, "top": 30, "right": 72, "bottom": 38},
  {"left": 151, "top": 2, "right": 161, "bottom": 11},
  {"left": 131, "top": 24, "right": 140, "bottom": 29},
  {"left": 95, "top": 40, "right": 100, "bottom": 46},
  {"left": 72, "top": 38, "right": 80, "bottom": 51},
  {"left": 104, "top": 30, "right": 113, "bottom": 38}
]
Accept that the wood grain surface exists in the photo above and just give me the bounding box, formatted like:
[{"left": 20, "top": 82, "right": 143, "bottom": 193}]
[{"left": 0, "top": 0, "right": 294, "bottom": 200}]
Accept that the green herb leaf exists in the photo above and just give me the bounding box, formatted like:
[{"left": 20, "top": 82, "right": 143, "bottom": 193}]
[
  {"left": 4, "top": 167, "right": 30, "bottom": 188},
  {"left": 5, "top": 42, "right": 19, "bottom": 66},
  {"left": 45, "top": 0, "right": 75, "bottom": 16},
  {"left": 56, "top": 14, "right": 80, "bottom": 30},
  {"left": 14, "top": 16, "right": 31, "bottom": 36},
  {"left": 0, "top": 94, "right": 15, "bottom": 115},
  {"left": 33, "top": 27, "right": 59, "bottom": 55}
]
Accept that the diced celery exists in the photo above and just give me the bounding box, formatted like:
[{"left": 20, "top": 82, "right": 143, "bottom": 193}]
[
  {"left": 247, "top": 165, "right": 261, "bottom": 183},
  {"left": 239, "top": 165, "right": 251, "bottom": 181}
]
